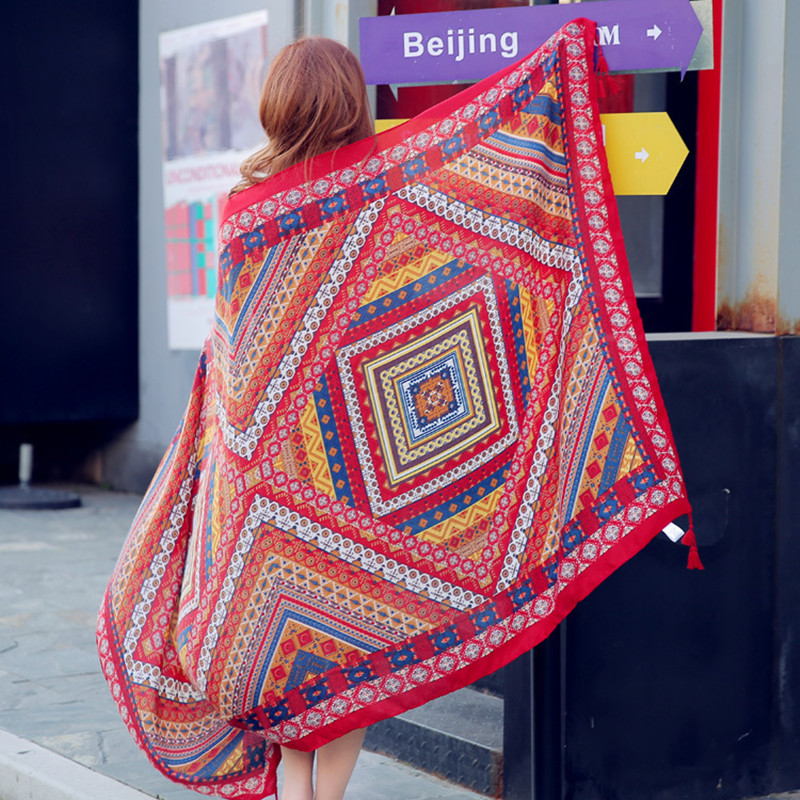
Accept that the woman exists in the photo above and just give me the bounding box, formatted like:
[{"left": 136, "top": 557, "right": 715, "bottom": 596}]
[
  {"left": 231, "top": 36, "right": 375, "bottom": 195},
  {"left": 98, "top": 21, "right": 692, "bottom": 800},
  {"left": 231, "top": 37, "right": 375, "bottom": 800}
]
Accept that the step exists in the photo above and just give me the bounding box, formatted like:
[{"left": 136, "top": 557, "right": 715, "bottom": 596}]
[
  {"left": 0, "top": 729, "right": 151, "bottom": 800},
  {"left": 364, "top": 686, "right": 503, "bottom": 797}
]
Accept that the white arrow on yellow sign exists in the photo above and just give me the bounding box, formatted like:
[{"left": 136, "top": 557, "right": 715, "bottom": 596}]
[
  {"left": 601, "top": 111, "right": 688, "bottom": 195},
  {"left": 376, "top": 111, "right": 688, "bottom": 196}
]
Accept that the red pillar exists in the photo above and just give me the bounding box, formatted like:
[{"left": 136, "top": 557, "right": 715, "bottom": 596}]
[{"left": 692, "top": 0, "right": 723, "bottom": 331}]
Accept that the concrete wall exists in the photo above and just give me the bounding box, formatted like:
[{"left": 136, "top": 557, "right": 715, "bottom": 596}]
[{"left": 104, "top": 0, "right": 298, "bottom": 491}]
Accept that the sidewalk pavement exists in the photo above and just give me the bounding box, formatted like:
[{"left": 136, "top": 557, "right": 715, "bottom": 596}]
[
  {"left": 2, "top": 486, "right": 799, "bottom": 800},
  {"left": 0, "top": 485, "right": 491, "bottom": 800}
]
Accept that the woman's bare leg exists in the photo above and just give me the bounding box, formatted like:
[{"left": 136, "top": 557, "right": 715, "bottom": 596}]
[
  {"left": 313, "top": 728, "right": 366, "bottom": 800},
  {"left": 279, "top": 746, "right": 314, "bottom": 800}
]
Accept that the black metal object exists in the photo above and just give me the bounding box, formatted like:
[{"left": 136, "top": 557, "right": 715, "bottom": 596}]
[
  {"left": 503, "top": 652, "right": 534, "bottom": 800},
  {"left": 1, "top": 1, "right": 139, "bottom": 484},
  {"left": 502, "top": 336, "right": 800, "bottom": 800},
  {"left": 472, "top": 666, "right": 507, "bottom": 697},
  {"left": 504, "top": 632, "right": 565, "bottom": 800}
]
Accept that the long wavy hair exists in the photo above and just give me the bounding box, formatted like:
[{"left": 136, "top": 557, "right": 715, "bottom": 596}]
[{"left": 231, "top": 37, "right": 374, "bottom": 194}]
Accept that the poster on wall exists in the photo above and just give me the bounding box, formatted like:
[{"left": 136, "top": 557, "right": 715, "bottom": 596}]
[{"left": 159, "top": 11, "right": 269, "bottom": 350}]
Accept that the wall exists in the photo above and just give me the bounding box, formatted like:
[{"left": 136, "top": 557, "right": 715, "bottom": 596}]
[
  {"left": 103, "top": 0, "right": 298, "bottom": 491},
  {"left": 717, "top": 0, "right": 800, "bottom": 333},
  {"left": 0, "top": 0, "right": 138, "bottom": 483}
]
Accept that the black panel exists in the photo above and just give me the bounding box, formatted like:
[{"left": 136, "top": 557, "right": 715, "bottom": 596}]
[
  {"left": 2, "top": 0, "right": 139, "bottom": 426},
  {"left": 504, "top": 652, "right": 535, "bottom": 800},
  {"left": 562, "top": 337, "right": 780, "bottom": 800},
  {"left": 773, "top": 336, "right": 800, "bottom": 789}
]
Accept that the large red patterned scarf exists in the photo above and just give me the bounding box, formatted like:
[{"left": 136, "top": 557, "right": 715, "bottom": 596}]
[{"left": 98, "top": 20, "right": 690, "bottom": 799}]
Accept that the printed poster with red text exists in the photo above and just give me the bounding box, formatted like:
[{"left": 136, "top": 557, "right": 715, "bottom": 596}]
[{"left": 159, "top": 11, "right": 268, "bottom": 349}]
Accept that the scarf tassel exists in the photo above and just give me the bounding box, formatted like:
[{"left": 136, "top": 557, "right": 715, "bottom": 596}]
[
  {"left": 593, "top": 49, "right": 622, "bottom": 100},
  {"left": 682, "top": 520, "right": 704, "bottom": 570}
]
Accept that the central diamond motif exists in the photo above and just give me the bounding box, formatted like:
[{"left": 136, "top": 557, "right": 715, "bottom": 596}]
[
  {"left": 334, "top": 274, "right": 519, "bottom": 517},
  {"left": 362, "top": 307, "right": 498, "bottom": 484},
  {"left": 411, "top": 366, "right": 458, "bottom": 428}
]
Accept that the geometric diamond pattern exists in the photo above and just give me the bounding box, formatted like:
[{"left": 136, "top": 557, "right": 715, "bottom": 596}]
[{"left": 340, "top": 283, "right": 509, "bottom": 493}]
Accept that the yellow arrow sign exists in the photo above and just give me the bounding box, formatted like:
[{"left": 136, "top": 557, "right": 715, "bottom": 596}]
[
  {"left": 376, "top": 111, "right": 688, "bottom": 195},
  {"left": 601, "top": 112, "right": 688, "bottom": 195},
  {"left": 375, "top": 119, "right": 407, "bottom": 134}
]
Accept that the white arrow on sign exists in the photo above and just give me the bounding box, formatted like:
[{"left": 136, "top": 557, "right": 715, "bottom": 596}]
[
  {"left": 604, "top": 112, "right": 689, "bottom": 194},
  {"left": 647, "top": 24, "right": 663, "bottom": 41}
]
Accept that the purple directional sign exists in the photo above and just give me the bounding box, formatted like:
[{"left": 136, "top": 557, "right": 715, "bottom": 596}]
[{"left": 359, "top": 0, "right": 703, "bottom": 85}]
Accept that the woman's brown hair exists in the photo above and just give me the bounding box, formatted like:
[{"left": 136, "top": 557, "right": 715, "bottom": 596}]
[{"left": 231, "top": 37, "right": 374, "bottom": 194}]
